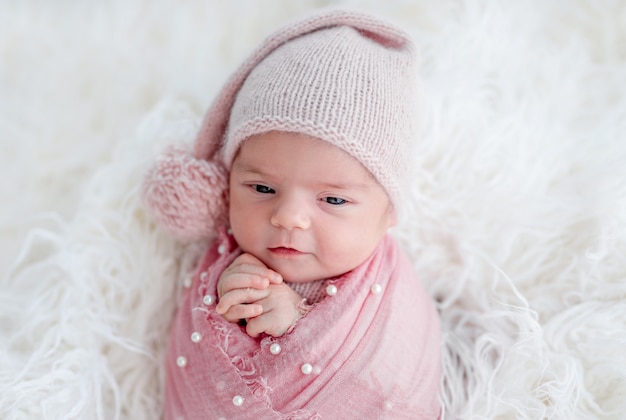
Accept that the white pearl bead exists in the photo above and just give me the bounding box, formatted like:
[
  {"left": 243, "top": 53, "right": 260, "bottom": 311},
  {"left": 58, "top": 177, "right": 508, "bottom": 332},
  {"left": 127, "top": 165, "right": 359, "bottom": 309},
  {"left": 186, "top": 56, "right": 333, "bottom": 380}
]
[
  {"left": 301, "top": 363, "right": 313, "bottom": 375},
  {"left": 190, "top": 332, "right": 202, "bottom": 343},
  {"left": 202, "top": 294, "right": 215, "bottom": 305},
  {"left": 232, "top": 395, "right": 244, "bottom": 406},
  {"left": 176, "top": 356, "right": 187, "bottom": 368},
  {"left": 269, "top": 343, "right": 282, "bottom": 355},
  {"left": 326, "top": 284, "right": 337, "bottom": 296},
  {"left": 200, "top": 272, "right": 208, "bottom": 281},
  {"left": 370, "top": 284, "right": 383, "bottom": 294},
  {"left": 217, "top": 244, "right": 227, "bottom": 255},
  {"left": 183, "top": 277, "right": 192, "bottom": 288}
]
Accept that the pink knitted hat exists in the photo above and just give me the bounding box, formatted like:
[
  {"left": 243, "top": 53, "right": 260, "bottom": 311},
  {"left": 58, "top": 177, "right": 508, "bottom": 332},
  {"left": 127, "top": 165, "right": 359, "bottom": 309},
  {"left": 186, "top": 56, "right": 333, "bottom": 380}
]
[{"left": 143, "top": 9, "right": 419, "bottom": 242}]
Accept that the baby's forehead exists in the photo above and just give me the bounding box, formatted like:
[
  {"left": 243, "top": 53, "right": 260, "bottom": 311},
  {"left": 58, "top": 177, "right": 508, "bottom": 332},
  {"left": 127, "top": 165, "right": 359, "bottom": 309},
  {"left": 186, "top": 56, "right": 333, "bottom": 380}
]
[
  {"left": 232, "top": 131, "right": 381, "bottom": 186},
  {"left": 236, "top": 131, "right": 363, "bottom": 165}
]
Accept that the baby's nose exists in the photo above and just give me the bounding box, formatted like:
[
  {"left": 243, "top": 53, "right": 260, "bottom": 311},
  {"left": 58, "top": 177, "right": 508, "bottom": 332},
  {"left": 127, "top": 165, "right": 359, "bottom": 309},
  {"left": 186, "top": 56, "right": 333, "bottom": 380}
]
[{"left": 270, "top": 195, "right": 311, "bottom": 230}]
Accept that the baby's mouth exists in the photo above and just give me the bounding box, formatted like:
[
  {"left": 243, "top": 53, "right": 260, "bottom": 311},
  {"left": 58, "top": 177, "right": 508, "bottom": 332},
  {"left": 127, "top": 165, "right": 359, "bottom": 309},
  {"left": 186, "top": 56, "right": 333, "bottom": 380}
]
[{"left": 268, "top": 247, "right": 304, "bottom": 256}]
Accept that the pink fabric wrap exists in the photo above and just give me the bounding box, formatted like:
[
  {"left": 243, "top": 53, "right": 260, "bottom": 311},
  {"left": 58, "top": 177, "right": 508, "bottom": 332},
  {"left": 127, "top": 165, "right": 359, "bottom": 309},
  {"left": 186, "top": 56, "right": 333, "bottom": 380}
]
[{"left": 164, "top": 231, "right": 442, "bottom": 419}]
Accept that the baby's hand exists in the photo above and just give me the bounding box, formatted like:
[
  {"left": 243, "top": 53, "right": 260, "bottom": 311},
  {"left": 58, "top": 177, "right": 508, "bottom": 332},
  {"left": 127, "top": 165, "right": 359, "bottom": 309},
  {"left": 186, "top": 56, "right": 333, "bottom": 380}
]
[
  {"left": 245, "top": 282, "right": 307, "bottom": 338},
  {"left": 216, "top": 253, "right": 282, "bottom": 322}
]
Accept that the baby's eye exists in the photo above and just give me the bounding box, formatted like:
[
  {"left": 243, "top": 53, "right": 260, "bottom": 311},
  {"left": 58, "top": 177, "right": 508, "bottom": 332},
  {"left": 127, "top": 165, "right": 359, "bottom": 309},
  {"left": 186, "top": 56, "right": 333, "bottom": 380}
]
[
  {"left": 252, "top": 184, "right": 275, "bottom": 194},
  {"left": 323, "top": 197, "right": 347, "bottom": 206}
]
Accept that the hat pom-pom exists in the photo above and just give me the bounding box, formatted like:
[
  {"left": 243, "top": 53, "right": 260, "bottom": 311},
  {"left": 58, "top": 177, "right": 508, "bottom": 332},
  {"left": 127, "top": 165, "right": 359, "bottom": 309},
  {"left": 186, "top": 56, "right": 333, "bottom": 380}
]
[{"left": 142, "top": 145, "right": 229, "bottom": 242}]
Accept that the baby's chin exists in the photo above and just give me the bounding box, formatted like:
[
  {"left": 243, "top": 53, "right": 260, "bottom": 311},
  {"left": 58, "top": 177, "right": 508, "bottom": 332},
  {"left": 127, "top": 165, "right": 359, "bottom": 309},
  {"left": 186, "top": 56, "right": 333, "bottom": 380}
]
[{"left": 247, "top": 248, "right": 357, "bottom": 283}]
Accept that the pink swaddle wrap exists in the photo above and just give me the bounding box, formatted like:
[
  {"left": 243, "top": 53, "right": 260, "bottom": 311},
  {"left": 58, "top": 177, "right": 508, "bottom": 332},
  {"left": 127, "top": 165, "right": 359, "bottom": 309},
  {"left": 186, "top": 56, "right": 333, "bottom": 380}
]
[{"left": 164, "top": 229, "right": 441, "bottom": 419}]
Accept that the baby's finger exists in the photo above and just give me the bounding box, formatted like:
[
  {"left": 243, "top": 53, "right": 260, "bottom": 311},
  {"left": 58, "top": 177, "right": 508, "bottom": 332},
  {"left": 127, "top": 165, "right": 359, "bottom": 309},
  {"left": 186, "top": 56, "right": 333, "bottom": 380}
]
[
  {"left": 216, "top": 287, "right": 271, "bottom": 314},
  {"left": 245, "top": 311, "right": 290, "bottom": 338},
  {"left": 221, "top": 272, "right": 271, "bottom": 291},
  {"left": 219, "top": 303, "right": 263, "bottom": 322},
  {"left": 219, "top": 267, "right": 282, "bottom": 298},
  {"left": 227, "top": 262, "right": 282, "bottom": 283},
  {"left": 266, "top": 269, "right": 283, "bottom": 284},
  {"left": 230, "top": 253, "right": 283, "bottom": 281}
]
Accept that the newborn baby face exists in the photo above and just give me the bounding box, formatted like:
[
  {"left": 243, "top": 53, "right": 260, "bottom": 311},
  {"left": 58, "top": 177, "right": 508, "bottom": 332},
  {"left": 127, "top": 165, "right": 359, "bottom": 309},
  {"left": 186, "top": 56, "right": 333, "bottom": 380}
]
[{"left": 229, "top": 131, "right": 395, "bottom": 283}]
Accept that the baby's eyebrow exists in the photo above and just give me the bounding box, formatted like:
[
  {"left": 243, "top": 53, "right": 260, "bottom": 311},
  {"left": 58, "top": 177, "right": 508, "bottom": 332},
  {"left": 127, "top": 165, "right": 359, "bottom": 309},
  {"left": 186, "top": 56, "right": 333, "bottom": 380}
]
[
  {"left": 317, "top": 180, "right": 372, "bottom": 191},
  {"left": 232, "top": 161, "right": 271, "bottom": 177},
  {"left": 233, "top": 160, "right": 374, "bottom": 191}
]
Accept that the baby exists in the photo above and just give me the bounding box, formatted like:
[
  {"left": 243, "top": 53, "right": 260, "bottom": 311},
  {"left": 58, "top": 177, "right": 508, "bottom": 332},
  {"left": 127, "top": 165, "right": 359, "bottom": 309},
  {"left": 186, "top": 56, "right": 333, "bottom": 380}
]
[
  {"left": 216, "top": 130, "right": 396, "bottom": 338},
  {"left": 144, "top": 8, "right": 441, "bottom": 419}
]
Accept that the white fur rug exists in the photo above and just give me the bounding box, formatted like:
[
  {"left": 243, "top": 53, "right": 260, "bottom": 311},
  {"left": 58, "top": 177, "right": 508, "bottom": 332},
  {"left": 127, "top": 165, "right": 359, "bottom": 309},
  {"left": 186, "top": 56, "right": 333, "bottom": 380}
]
[{"left": 1, "top": 1, "right": 625, "bottom": 419}]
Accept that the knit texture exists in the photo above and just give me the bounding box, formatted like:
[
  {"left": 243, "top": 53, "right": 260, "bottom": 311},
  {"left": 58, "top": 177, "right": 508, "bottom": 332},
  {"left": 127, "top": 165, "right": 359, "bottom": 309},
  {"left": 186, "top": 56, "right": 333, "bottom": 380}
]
[
  {"left": 142, "top": 9, "right": 419, "bottom": 241},
  {"left": 142, "top": 145, "right": 229, "bottom": 241},
  {"left": 286, "top": 279, "right": 329, "bottom": 305},
  {"left": 223, "top": 22, "right": 419, "bottom": 208}
]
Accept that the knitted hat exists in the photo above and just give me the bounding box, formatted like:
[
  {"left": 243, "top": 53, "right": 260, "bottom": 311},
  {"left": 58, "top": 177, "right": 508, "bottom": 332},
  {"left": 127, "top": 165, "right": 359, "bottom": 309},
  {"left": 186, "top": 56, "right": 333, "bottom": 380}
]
[{"left": 143, "top": 9, "right": 419, "bottom": 242}]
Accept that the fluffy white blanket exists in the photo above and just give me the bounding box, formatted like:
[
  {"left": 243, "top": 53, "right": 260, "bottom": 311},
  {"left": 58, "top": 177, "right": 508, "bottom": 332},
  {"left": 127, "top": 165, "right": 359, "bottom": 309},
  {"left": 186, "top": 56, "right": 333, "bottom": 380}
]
[{"left": 1, "top": 1, "right": 624, "bottom": 419}]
